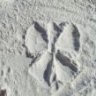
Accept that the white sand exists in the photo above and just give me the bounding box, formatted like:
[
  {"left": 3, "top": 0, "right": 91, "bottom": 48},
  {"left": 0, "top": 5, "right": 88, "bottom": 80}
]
[{"left": 0, "top": 0, "right": 96, "bottom": 96}]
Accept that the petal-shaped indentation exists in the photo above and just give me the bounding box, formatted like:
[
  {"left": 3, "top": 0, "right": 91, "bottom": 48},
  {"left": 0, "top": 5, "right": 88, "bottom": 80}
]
[
  {"left": 25, "top": 22, "right": 47, "bottom": 56},
  {"left": 56, "top": 23, "right": 80, "bottom": 52},
  {"left": 54, "top": 55, "right": 74, "bottom": 86},
  {"left": 28, "top": 51, "right": 53, "bottom": 88},
  {"left": 56, "top": 50, "right": 78, "bottom": 72}
]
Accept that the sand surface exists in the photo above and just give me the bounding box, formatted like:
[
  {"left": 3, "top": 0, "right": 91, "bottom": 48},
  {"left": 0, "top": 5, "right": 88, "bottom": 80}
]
[{"left": 0, "top": 0, "right": 96, "bottom": 96}]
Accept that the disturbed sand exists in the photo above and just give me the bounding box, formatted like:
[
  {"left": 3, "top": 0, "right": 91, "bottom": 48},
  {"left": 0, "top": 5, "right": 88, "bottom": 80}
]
[{"left": 0, "top": 0, "right": 96, "bottom": 96}]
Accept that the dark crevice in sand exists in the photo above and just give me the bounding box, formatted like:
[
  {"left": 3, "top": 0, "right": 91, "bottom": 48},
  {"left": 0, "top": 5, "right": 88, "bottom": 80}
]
[
  {"left": 34, "top": 21, "right": 48, "bottom": 43},
  {"left": 43, "top": 58, "right": 53, "bottom": 86},
  {"left": 59, "top": 22, "right": 66, "bottom": 31},
  {"left": 47, "top": 22, "right": 62, "bottom": 53},
  {"left": 56, "top": 50, "right": 78, "bottom": 72},
  {"left": 29, "top": 54, "right": 41, "bottom": 67},
  {"left": 51, "top": 22, "right": 62, "bottom": 43},
  {"left": 52, "top": 73, "right": 56, "bottom": 82},
  {"left": 52, "top": 22, "right": 62, "bottom": 35},
  {"left": 25, "top": 50, "right": 34, "bottom": 58},
  {"left": 22, "top": 29, "right": 34, "bottom": 58},
  {"left": 72, "top": 24, "right": 80, "bottom": 51},
  {"left": 54, "top": 81, "right": 59, "bottom": 90}
]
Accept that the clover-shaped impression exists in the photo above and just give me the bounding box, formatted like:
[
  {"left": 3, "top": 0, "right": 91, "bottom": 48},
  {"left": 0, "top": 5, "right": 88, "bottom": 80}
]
[{"left": 25, "top": 21, "right": 81, "bottom": 93}]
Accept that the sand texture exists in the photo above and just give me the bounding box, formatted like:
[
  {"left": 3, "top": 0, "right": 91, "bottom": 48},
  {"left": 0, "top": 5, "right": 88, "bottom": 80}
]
[{"left": 0, "top": 0, "right": 96, "bottom": 96}]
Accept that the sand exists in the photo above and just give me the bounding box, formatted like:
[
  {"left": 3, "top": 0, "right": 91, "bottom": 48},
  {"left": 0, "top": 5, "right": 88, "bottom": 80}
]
[{"left": 0, "top": 0, "right": 96, "bottom": 96}]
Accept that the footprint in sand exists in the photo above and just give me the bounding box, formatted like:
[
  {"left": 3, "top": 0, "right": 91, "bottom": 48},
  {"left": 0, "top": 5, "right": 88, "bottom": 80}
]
[{"left": 25, "top": 21, "right": 81, "bottom": 94}]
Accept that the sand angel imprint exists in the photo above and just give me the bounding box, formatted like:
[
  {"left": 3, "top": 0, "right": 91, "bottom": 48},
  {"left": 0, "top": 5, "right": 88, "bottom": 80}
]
[{"left": 25, "top": 21, "right": 81, "bottom": 93}]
